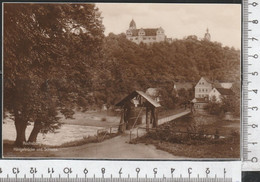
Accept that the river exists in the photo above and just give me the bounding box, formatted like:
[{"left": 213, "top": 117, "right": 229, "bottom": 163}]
[{"left": 3, "top": 121, "right": 114, "bottom": 146}]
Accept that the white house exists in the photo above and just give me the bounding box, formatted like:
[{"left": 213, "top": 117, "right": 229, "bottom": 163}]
[
  {"left": 209, "top": 88, "right": 234, "bottom": 102},
  {"left": 194, "top": 77, "right": 213, "bottom": 99},
  {"left": 193, "top": 77, "right": 234, "bottom": 110}
]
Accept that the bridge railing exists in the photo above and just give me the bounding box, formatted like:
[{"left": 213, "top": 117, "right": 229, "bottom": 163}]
[{"left": 96, "top": 123, "right": 124, "bottom": 142}]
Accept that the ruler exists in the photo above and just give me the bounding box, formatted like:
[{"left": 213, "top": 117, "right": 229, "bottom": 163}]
[
  {"left": 242, "top": 0, "right": 260, "bottom": 171},
  {"left": 0, "top": 161, "right": 241, "bottom": 182}
]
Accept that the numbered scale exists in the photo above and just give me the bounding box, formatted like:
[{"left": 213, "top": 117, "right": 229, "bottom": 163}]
[
  {"left": 242, "top": 0, "right": 260, "bottom": 171},
  {"left": 0, "top": 161, "right": 241, "bottom": 182}
]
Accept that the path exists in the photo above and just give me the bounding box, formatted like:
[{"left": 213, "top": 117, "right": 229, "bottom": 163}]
[
  {"left": 158, "top": 110, "right": 191, "bottom": 125},
  {"left": 51, "top": 134, "right": 178, "bottom": 158},
  {"left": 48, "top": 110, "right": 190, "bottom": 158}
]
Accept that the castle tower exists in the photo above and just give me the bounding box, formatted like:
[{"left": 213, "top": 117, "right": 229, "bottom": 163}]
[
  {"left": 204, "top": 28, "right": 211, "bottom": 41},
  {"left": 129, "top": 19, "right": 136, "bottom": 30}
]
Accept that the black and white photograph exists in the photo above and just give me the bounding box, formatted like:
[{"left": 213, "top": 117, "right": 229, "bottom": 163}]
[{"left": 3, "top": 3, "right": 241, "bottom": 158}]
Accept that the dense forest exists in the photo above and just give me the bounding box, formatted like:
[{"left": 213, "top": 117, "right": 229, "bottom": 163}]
[{"left": 85, "top": 33, "right": 240, "bottom": 109}]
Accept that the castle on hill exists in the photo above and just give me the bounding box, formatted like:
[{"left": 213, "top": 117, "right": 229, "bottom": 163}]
[
  {"left": 126, "top": 19, "right": 211, "bottom": 44},
  {"left": 126, "top": 19, "right": 172, "bottom": 44}
]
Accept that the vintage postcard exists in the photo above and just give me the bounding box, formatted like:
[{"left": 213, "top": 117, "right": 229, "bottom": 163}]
[{"left": 3, "top": 3, "right": 241, "bottom": 158}]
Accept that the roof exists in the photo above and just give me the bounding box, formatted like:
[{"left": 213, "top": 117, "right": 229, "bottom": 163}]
[
  {"left": 201, "top": 76, "right": 213, "bottom": 84},
  {"left": 215, "top": 88, "right": 234, "bottom": 95},
  {"left": 195, "top": 77, "right": 212, "bottom": 88},
  {"left": 115, "top": 90, "right": 161, "bottom": 108},
  {"left": 212, "top": 82, "right": 222, "bottom": 88},
  {"left": 146, "top": 88, "right": 160, "bottom": 97},
  {"left": 174, "top": 82, "right": 194, "bottom": 90},
  {"left": 200, "top": 77, "right": 233, "bottom": 88},
  {"left": 192, "top": 98, "right": 208, "bottom": 103},
  {"left": 212, "top": 81, "right": 233, "bottom": 89},
  {"left": 129, "top": 28, "right": 159, "bottom": 36},
  {"left": 129, "top": 19, "right": 136, "bottom": 28}
]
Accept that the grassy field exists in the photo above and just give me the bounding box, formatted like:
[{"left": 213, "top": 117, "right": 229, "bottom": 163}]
[{"left": 133, "top": 113, "right": 240, "bottom": 159}]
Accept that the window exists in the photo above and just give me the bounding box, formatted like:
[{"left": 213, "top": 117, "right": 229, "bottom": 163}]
[
  {"left": 199, "top": 89, "right": 201, "bottom": 92},
  {"left": 202, "top": 82, "right": 204, "bottom": 85},
  {"left": 127, "top": 31, "right": 132, "bottom": 36},
  {"left": 202, "top": 89, "right": 204, "bottom": 92},
  {"left": 135, "top": 37, "right": 138, "bottom": 40},
  {"left": 139, "top": 31, "right": 145, "bottom": 36},
  {"left": 206, "top": 89, "right": 208, "bottom": 92}
]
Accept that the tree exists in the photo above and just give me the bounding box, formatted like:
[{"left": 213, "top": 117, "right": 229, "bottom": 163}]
[
  {"left": 99, "top": 33, "right": 239, "bottom": 111},
  {"left": 205, "top": 96, "right": 224, "bottom": 115},
  {"left": 206, "top": 91, "right": 240, "bottom": 117},
  {"left": 4, "top": 4, "right": 104, "bottom": 146}
]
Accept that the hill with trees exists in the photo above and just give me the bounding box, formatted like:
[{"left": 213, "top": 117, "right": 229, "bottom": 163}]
[{"left": 90, "top": 33, "right": 240, "bottom": 109}]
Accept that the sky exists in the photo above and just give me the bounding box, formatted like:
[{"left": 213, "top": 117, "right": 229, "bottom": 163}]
[{"left": 96, "top": 3, "right": 241, "bottom": 49}]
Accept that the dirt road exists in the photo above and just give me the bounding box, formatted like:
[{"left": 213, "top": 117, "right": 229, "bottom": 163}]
[
  {"left": 48, "top": 111, "right": 191, "bottom": 159},
  {"left": 49, "top": 134, "right": 179, "bottom": 159}
]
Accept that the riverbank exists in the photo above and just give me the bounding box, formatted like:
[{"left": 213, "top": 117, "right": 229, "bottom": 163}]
[
  {"left": 3, "top": 110, "right": 237, "bottom": 159},
  {"left": 3, "top": 109, "right": 187, "bottom": 158},
  {"left": 3, "top": 110, "right": 120, "bottom": 146},
  {"left": 132, "top": 113, "right": 240, "bottom": 158}
]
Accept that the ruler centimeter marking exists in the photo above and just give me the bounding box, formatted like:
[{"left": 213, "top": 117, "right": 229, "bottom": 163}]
[
  {"left": 242, "top": 0, "right": 249, "bottom": 162},
  {"left": 0, "top": 161, "right": 242, "bottom": 182},
  {"left": 0, "top": 177, "right": 233, "bottom": 182},
  {"left": 242, "top": 0, "right": 260, "bottom": 171}
]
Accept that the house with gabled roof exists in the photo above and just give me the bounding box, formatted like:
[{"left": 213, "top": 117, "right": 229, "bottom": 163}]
[
  {"left": 194, "top": 77, "right": 213, "bottom": 99},
  {"left": 209, "top": 88, "right": 234, "bottom": 102},
  {"left": 192, "top": 77, "right": 234, "bottom": 110}
]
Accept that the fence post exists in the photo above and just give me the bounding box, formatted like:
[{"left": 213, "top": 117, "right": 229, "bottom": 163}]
[
  {"left": 97, "top": 130, "right": 99, "bottom": 142},
  {"left": 130, "top": 130, "right": 132, "bottom": 142}
]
